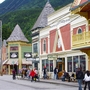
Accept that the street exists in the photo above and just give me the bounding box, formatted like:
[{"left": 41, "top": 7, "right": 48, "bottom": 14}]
[{"left": 0, "top": 79, "right": 78, "bottom": 90}]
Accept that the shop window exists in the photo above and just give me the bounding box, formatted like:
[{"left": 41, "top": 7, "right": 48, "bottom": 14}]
[
  {"left": 67, "top": 57, "right": 72, "bottom": 72},
  {"left": 80, "top": 55, "right": 86, "bottom": 71},
  {"left": 34, "top": 63, "right": 38, "bottom": 70},
  {"left": 42, "top": 59, "right": 53, "bottom": 72},
  {"left": 42, "top": 60, "right": 46, "bottom": 71},
  {"left": 50, "top": 60, "right": 53, "bottom": 72},
  {"left": 46, "top": 59, "right": 49, "bottom": 71},
  {"left": 73, "top": 56, "right": 78, "bottom": 72}
]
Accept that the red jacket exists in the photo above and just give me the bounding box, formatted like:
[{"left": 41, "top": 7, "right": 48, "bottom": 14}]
[{"left": 30, "top": 70, "right": 36, "bottom": 77}]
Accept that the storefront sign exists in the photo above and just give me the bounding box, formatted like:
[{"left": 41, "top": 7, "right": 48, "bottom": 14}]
[
  {"left": 10, "top": 46, "right": 18, "bottom": 51},
  {"left": 10, "top": 52, "right": 18, "bottom": 58},
  {"left": 24, "top": 52, "right": 32, "bottom": 58},
  {"left": 57, "top": 58, "right": 62, "bottom": 62}
]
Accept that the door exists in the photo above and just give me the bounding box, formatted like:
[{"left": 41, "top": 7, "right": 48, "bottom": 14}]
[
  {"left": 57, "top": 62, "right": 65, "bottom": 79},
  {"left": 57, "top": 62, "right": 65, "bottom": 72}
]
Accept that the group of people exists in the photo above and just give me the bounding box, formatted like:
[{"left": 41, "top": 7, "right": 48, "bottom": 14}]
[
  {"left": 76, "top": 68, "right": 90, "bottom": 90},
  {"left": 12, "top": 68, "right": 39, "bottom": 82}
]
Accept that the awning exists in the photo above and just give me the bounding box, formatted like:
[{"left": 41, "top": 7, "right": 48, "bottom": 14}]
[
  {"left": 22, "top": 59, "right": 32, "bottom": 65},
  {"left": 2, "top": 59, "right": 8, "bottom": 65},
  {"left": 6, "top": 59, "right": 18, "bottom": 65}
]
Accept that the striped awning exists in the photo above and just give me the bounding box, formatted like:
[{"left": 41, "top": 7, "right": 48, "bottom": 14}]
[
  {"left": 6, "top": 59, "right": 18, "bottom": 65},
  {"left": 22, "top": 59, "right": 32, "bottom": 65},
  {"left": 2, "top": 59, "right": 8, "bottom": 65}
]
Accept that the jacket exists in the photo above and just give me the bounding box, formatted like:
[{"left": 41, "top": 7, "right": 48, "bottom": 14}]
[{"left": 84, "top": 74, "right": 90, "bottom": 82}]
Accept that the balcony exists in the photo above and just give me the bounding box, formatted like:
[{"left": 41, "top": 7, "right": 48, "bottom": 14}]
[{"left": 72, "top": 31, "right": 90, "bottom": 50}]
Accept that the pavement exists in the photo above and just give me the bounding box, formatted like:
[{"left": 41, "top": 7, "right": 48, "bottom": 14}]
[{"left": 0, "top": 75, "right": 85, "bottom": 87}]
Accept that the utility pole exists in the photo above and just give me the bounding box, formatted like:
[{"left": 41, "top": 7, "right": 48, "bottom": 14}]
[{"left": 0, "top": 20, "right": 2, "bottom": 76}]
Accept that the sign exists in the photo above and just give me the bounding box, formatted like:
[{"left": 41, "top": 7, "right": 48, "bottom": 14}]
[
  {"left": 24, "top": 52, "right": 32, "bottom": 58},
  {"left": 57, "top": 58, "right": 62, "bottom": 62},
  {"left": 10, "top": 52, "right": 18, "bottom": 58}
]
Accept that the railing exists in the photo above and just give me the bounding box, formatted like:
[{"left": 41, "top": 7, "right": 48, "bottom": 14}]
[{"left": 72, "top": 31, "right": 90, "bottom": 49}]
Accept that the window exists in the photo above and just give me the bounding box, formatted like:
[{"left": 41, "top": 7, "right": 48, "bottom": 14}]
[
  {"left": 46, "top": 59, "right": 49, "bottom": 71},
  {"left": 34, "top": 63, "right": 38, "bottom": 70},
  {"left": 67, "top": 57, "right": 72, "bottom": 72},
  {"left": 73, "top": 56, "right": 78, "bottom": 72},
  {"left": 33, "top": 43, "right": 38, "bottom": 53},
  {"left": 78, "top": 28, "right": 82, "bottom": 34},
  {"left": 50, "top": 60, "right": 53, "bottom": 72},
  {"left": 42, "top": 60, "right": 46, "bottom": 71},
  {"left": 80, "top": 55, "right": 86, "bottom": 71},
  {"left": 42, "top": 59, "right": 53, "bottom": 72},
  {"left": 43, "top": 40, "right": 46, "bottom": 52}
]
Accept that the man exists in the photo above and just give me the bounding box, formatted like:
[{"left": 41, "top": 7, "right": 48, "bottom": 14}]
[
  {"left": 54, "top": 67, "right": 58, "bottom": 80},
  {"left": 43, "top": 66, "right": 47, "bottom": 79},
  {"left": 76, "top": 68, "right": 84, "bottom": 90}
]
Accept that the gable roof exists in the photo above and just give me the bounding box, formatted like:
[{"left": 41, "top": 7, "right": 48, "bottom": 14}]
[
  {"left": 31, "top": 1, "right": 55, "bottom": 31},
  {"left": 7, "top": 24, "right": 29, "bottom": 42}
]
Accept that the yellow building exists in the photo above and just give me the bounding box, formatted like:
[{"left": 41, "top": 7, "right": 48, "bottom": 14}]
[
  {"left": 4, "top": 24, "right": 32, "bottom": 74},
  {"left": 70, "top": 0, "right": 90, "bottom": 70}
]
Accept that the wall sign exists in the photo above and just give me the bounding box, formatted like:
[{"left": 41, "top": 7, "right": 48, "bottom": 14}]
[
  {"left": 10, "top": 46, "right": 18, "bottom": 51},
  {"left": 24, "top": 52, "right": 32, "bottom": 58},
  {"left": 10, "top": 52, "right": 18, "bottom": 58}
]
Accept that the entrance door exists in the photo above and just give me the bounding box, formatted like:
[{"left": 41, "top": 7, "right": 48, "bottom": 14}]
[
  {"left": 57, "top": 62, "right": 65, "bottom": 79},
  {"left": 57, "top": 62, "right": 65, "bottom": 72}
]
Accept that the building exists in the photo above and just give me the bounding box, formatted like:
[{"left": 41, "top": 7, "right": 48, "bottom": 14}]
[
  {"left": 31, "top": 1, "right": 55, "bottom": 70},
  {"left": 70, "top": 0, "right": 90, "bottom": 70},
  {"left": 4, "top": 24, "right": 32, "bottom": 74},
  {"left": 39, "top": 3, "right": 88, "bottom": 79}
]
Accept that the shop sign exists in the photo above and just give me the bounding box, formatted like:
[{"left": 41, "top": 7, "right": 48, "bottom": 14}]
[
  {"left": 57, "top": 58, "right": 62, "bottom": 62},
  {"left": 10, "top": 52, "right": 18, "bottom": 58},
  {"left": 24, "top": 52, "right": 32, "bottom": 58}
]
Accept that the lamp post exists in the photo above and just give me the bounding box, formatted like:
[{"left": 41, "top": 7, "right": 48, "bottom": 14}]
[{"left": 0, "top": 20, "right": 2, "bottom": 76}]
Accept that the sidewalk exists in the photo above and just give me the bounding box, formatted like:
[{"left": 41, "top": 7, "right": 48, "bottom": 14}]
[{"left": 0, "top": 75, "right": 84, "bottom": 87}]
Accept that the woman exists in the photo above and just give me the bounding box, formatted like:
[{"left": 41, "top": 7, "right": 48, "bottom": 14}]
[
  {"left": 29, "top": 69, "right": 36, "bottom": 82},
  {"left": 84, "top": 70, "right": 90, "bottom": 90}
]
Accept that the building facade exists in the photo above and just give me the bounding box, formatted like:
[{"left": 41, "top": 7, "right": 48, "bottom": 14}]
[
  {"left": 31, "top": 1, "right": 55, "bottom": 70},
  {"left": 39, "top": 3, "right": 88, "bottom": 79},
  {"left": 3, "top": 24, "right": 32, "bottom": 74},
  {"left": 71, "top": 0, "right": 90, "bottom": 70}
]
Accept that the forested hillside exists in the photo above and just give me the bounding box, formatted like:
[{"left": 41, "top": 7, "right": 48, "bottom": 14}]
[{"left": 0, "top": 0, "right": 73, "bottom": 42}]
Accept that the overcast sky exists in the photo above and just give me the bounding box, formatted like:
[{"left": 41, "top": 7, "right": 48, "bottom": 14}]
[{"left": 0, "top": 0, "right": 5, "bottom": 4}]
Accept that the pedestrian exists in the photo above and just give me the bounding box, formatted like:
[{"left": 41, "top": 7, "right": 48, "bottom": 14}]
[
  {"left": 12, "top": 69, "right": 16, "bottom": 80},
  {"left": 54, "top": 67, "right": 58, "bottom": 80},
  {"left": 84, "top": 70, "right": 90, "bottom": 90},
  {"left": 43, "top": 66, "right": 47, "bottom": 79},
  {"left": 76, "top": 68, "right": 84, "bottom": 90},
  {"left": 29, "top": 69, "right": 36, "bottom": 82}
]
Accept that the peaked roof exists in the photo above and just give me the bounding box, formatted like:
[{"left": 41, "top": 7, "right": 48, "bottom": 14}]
[
  {"left": 7, "top": 24, "right": 29, "bottom": 42},
  {"left": 31, "top": 1, "right": 55, "bottom": 30}
]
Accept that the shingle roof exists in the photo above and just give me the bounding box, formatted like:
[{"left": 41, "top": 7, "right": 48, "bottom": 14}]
[
  {"left": 7, "top": 24, "right": 29, "bottom": 42},
  {"left": 31, "top": 1, "right": 55, "bottom": 30}
]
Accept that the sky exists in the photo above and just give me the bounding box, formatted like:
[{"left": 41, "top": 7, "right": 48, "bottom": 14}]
[{"left": 0, "top": 0, "right": 5, "bottom": 4}]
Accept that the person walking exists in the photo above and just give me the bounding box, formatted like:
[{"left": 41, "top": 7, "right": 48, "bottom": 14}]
[
  {"left": 43, "top": 66, "right": 47, "bottom": 79},
  {"left": 84, "top": 70, "right": 90, "bottom": 90},
  {"left": 29, "top": 69, "right": 36, "bottom": 82},
  {"left": 54, "top": 67, "right": 58, "bottom": 80},
  {"left": 12, "top": 69, "right": 16, "bottom": 80},
  {"left": 76, "top": 68, "right": 84, "bottom": 90}
]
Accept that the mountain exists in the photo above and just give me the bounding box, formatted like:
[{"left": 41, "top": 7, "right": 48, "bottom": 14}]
[{"left": 0, "top": 0, "right": 73, "bottom": 42}]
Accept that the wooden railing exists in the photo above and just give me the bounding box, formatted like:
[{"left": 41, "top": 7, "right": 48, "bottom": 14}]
[{"left": 72, "top": 31, "right": 90, "bottom": 49}]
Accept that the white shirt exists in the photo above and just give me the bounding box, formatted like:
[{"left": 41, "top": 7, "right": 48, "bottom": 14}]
[{"left": 84, "top": 74, "right": 90, "bottom": 82}]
